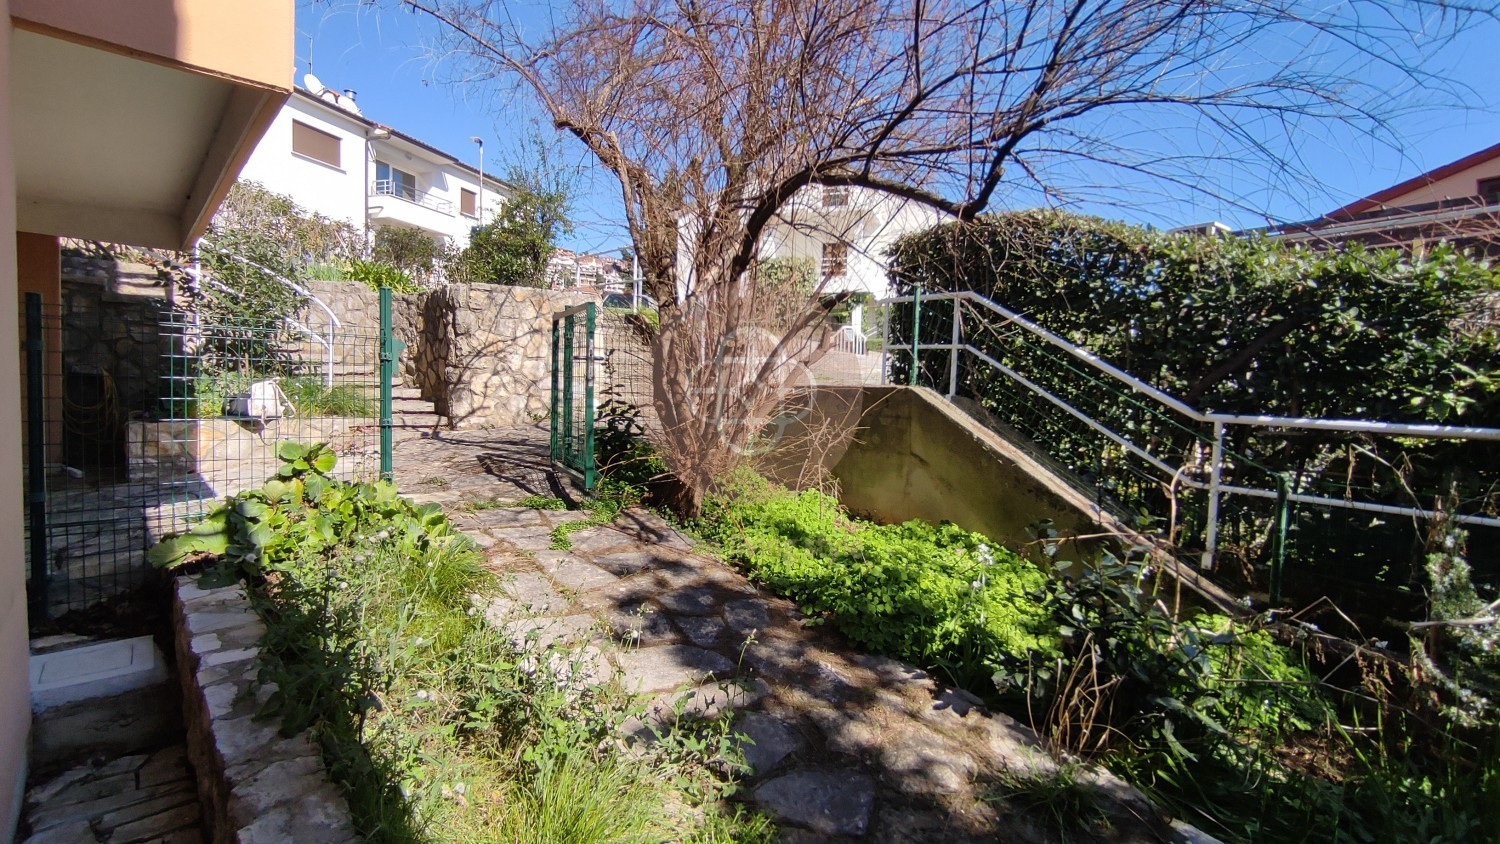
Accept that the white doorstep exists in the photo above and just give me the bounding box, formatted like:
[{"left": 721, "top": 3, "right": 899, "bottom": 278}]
[{"left": 29, "top": 636, "right": 170, "bottom": 711}]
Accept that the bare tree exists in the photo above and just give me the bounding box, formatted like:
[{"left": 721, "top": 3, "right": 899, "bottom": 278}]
[{"left": 399, "top": 0, "right": 1487, "bottom": 515}]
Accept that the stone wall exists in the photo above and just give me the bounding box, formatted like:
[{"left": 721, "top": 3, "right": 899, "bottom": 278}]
[
  {"left": 60, "top": 255, "right": 173, "bottom": 415},
  {"left": 303, "top": 280, "right": 589, "bottom": 429},
  {"left": 172, "top": 574, "right": 357, "bottom": 844}
]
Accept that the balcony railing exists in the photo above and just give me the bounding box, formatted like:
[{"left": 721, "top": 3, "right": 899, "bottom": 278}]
[{"left": 371, "top": 179, "right": 453, "bottom": 215}]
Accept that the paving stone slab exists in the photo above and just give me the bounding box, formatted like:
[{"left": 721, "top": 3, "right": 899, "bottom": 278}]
[
  {"left": 735, "top": 711, "right": 807, "bottom": 777},
  {"left": 102, "top": 798, "right": 200, "bottom": 843},
  {"left": 504, "top": 614, "right": 597, "bottom": 650},
  {"left": 674, "top": 616, "right": 729, "bottom": 650},
  {"left": 28, "top": 782, "right": 190, "bottom": 832},
  {"left": 878, "top": 728, "right": 978, "bottom": 795},
  {"left": 605, "top": 605, "right": 681, "bottom": 647},
  {"left": 653, "top": 678, "right": 769, "bottom": 722},
  {"left": 536, "top": 552, "right": 619, "bottom": 592},
  {"left": 492, "top": 525, "right": 557, "bottom": 553},
  {"left": 723, "top": 599, "right": 772, "bottom": 636},
  {"left": 589, "top": 549, "right": 669, "bottom": 577},
  {"left": 468, "top": 508, "right": 548, "bottom": 529},
  {"left": 655, "top": 584, "right": 733, "bottom": 617},
  {"left": 22, "top": 821, "right": 98, "bottom": 844},
  {"left": 751, "top": 769, "right": 875, "bottom": 836},
  {"left": 564, "top": 526, "right": 640, "bottom": 556},
  {"left": 500, "top": 572, "right": 567, "bottom": 614},
  {"left": 616, "top": 508, "right": 696, "bottom": 552},
  {"left": 616, "top": 645, "right": 737, "bottom": 694}
]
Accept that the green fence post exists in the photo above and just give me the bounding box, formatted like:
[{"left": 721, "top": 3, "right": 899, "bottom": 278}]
[
  {"left": 25, "top": 293, "right": 48, "bottom": 621},
  {"left": 1268, "top": 474, "right": 1291, "bottom": 607},
  {"left": 379, "top": 287, "right": 394, "bottom": 481},
  {"left": 549, "top": 315, "right": 561, "bottom": 465},
  {"left": 582, "top": 302, "right": 598, "bottom": 493},
  {"left": 562, "top": 314, "right": 575, "bottom": 467},
  {"left": 909, "top": 285, "right": 921, "bottom": 387}
]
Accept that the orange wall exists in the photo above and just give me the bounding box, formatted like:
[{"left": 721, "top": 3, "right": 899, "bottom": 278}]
[
  {"left": 11, "top": 0, "right": 293, "bottom": 90},
  {"left": 0, "top": 1, "right": 35, "bottom": 840},
  {"left": 17, "top": 232, "right": 62, "bottom": 464}
]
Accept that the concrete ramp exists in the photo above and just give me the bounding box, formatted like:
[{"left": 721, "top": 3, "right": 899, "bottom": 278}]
[{"left": 764, "top": 386, "right": 1234, "bottom": 606}]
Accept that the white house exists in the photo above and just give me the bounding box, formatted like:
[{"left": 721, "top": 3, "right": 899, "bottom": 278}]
[
  {"left": 237, "top": 78, "right": 512, "bottom": 248},
  {"left": 676, "top": 185, "right": 950, "bottom": 302}
]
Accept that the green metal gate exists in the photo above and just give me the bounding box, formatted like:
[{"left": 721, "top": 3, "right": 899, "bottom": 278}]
[{"left": 550, "top": 302, "right": 598, "bottom": 492}]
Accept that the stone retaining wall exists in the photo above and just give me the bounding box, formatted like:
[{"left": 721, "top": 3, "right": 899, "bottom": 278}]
[
  {"left": 172, "top": 574, "right": 358, "bottom": 844},
  {"left": 303, "top": 280, "right": 589, "bottom": 428}
]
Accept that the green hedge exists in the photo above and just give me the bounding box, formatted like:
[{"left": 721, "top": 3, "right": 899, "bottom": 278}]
[{"left": 886, "top": 211, "right": 1500, "bottom": 589}]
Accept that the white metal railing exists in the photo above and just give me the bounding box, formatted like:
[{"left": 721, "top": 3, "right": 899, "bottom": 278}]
[
  {"left": 831, "top": 324, "right": 868, "bottom": 355},
  {"left": 878, "top": 289, "right": 1500, "bottom": 569},
  {"left": 371, "top": 179, "right": 454, "bottom": 215},
  {"left": 191, "top": 239, "right": 341, "bottom": 387}
]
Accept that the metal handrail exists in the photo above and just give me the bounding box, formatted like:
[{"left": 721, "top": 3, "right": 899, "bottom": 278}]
[
  {"left": 879, "top": 289, "right": 1500, "bottom": 567},
  {"left": 194, "top": 239, "right": 341, "bottom": 388},
  {"left": 371, "top": 179, "right": 454, "bottom": 215}
]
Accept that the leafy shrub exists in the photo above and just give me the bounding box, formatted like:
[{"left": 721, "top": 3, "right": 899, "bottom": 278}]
[
  {"left": 147, "top": 442, "right": 466, "bottom": 576},
  {"left": 343, "top": 259, "right": 421, "bottom": 294},
  {"left": 147, "top": 442, "right": 770, "bottom": 842},
  {"left": 697, "top": 469, "right": 1055, "bottom": 688},
  {"left": 372, "top": 225, "right": 443, "bottom": 281}
]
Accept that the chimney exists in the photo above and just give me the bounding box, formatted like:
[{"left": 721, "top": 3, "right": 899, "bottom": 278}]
[{"left": 343, "top": 89, "right": 357, "bottom": 103}]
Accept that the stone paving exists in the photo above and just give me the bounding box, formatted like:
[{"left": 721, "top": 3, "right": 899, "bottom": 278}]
[
  {"left": 394, "top": 426, "right": 1183, "bottom": 842},
  {"left": 21, "top": 745, "right": 203, "bottom": 844}
]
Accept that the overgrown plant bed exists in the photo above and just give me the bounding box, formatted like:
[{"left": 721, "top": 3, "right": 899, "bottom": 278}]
[
  {"left": 149, "top": 443, "right": 774, "bottom": 843},
  {"left": 688, "top": 469, "right": 1500, "bottom": 843}
]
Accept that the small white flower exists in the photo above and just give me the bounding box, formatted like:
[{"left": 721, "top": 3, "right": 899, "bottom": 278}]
[
  {"left": 969, "top": 578, "right": 984, "bottom": 591},
  {"left": 337, "top": 581, "right": 349, "bottom": 591},
  {"left": 354, "top": 554, "right": 367, "bottom": 564},
  {"left": 452, "top": 782, "right": 466, "bottom": 796},
  {"left": 412, "top": 637, "right": 425, "bottom": 648},
  {"left": 376, "top": 530, "right": 390, "bottom": 541},
  {"left": 415, "top": 689, "right": 431, "bottom": 701}
]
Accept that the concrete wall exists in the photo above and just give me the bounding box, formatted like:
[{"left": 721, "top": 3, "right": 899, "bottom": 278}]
[
  {"left": 764, "top": 386, "right": 1107, "bottom": 560},
  {"left": 0, "top": 3, "right": 33, "bottom": 837}
]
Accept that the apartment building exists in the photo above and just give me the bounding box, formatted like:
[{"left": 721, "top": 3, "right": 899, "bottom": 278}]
[{"left": 238, "top": 79, "right": 512, "bottom": 249}]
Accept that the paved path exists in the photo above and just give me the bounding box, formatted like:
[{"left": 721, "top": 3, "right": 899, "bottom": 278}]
[
  {"left": 21, "top": 745, "right": 202, "bottom": 844},
  {"left": 394, "top": 427, "right": 1177, "bottom": 842}
]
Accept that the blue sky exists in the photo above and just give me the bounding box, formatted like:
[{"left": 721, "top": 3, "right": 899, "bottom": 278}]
[{"left": 297, "top": 2, "right": 1500, "bottom": 254}]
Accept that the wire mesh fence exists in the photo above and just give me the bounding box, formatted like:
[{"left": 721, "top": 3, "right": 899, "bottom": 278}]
[
  {"left": 22, "top": 291, "right": 386, "bottom": 622},
  {"left": 550, "top": 303, "right": 657, "bottom": 492},
  {"left": 885, "top": 290, "right": 1500, "bottom": 602}
]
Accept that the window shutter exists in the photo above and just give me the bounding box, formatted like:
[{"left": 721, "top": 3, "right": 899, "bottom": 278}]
[
  {"left": 461, "top": 188, "right": 477, "bottom": 217},
  {"left": 292, "top": 121, "right": 341, "bottom": 168}
]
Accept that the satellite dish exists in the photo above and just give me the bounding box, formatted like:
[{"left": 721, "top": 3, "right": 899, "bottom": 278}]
[{"left": 303, "top": 72, "right": 327, "bottom": 96}]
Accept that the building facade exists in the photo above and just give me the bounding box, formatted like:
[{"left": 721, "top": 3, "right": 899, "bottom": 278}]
[
  {"left": 237, "top": 83, "right": 512, "bottom": 249},
  {"left": 675, "top": 185, "right": 950, "bottom": 301},
  {"left": 1255, "top": 142, "right": 1500, "bottom": 257}
]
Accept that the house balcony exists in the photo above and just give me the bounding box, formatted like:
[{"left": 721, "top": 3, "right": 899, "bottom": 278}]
[{"left": 367, "top": 180, "right": 454, "bottom": 237}]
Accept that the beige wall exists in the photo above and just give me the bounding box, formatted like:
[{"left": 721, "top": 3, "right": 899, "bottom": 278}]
[
  {"left": 1, "top": 3, "right": 34, "bottom": 839},
  {"left": 11, "top": 0, "right": 292, "bottom": 89},
  {"left": 763, "top": 386, "right": 1105, "bottom": 562},
  {"left": 1380, "top": 159, "right": 1500, "bottom": 208}
]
